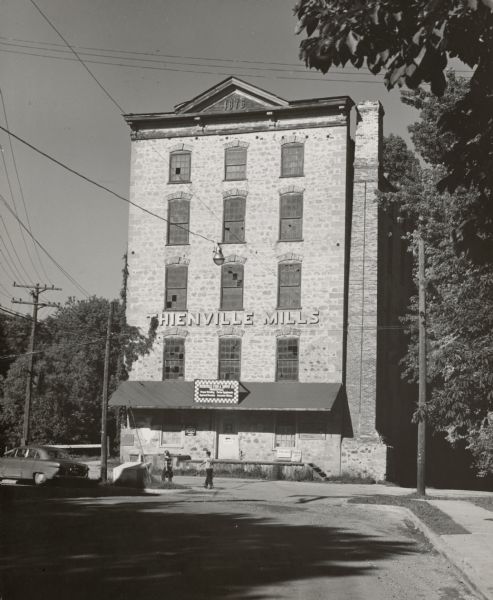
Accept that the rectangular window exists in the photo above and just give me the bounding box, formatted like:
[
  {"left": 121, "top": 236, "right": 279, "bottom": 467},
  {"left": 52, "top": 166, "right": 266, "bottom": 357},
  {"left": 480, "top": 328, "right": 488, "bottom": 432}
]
[
  {"left": 278, "top": 263, "right": 301, "bottom": 309},
  {"left": 218, "top": 338, "right": 241, "bottom": 380},
  {"left": 275, "top": 414, "right": 296, "bottom": 447},
  {"left": 276, "top": 338, "right": 299, "bottom": 381},
  {"left": 279, "top": 194, "right": 303, "bottom": 241},
  {"left": 225, "top": 147, "right": 247, "bottom": 181},
  {"left": 161, "top": 426, "right": 182, "bottom": 447},
  {"left": 223, "top": 197, "right": 245, "bottom": 243},
  {"left": 165, "top": 265, "right": 187, "bottom": 310},
  {"left": 167, "top": 199, "right": 190, "bottom": 245},
  {"left": 281, "top": 144, "right": 304, "bottom": 177},
  {"left": 169, "top": 151, "right": 191, "bottom": 183},
  {"left": 221, "top": 264, "right": 244, "bottom": 310},
  {"left": 163, "top": 338, "right": 185, "bottom": 380}
]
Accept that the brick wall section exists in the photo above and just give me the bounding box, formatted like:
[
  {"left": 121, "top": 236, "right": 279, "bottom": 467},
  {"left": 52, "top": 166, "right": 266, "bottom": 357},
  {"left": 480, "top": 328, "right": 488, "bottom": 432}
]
[{"left": 341, "top": 101, "right": 386, "bottom": 479}]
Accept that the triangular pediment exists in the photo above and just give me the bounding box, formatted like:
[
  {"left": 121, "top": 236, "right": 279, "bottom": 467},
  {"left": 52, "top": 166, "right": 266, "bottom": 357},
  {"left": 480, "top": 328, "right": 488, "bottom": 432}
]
[{"left": 175, "top": 77, "right": 288, "bottom": 114}]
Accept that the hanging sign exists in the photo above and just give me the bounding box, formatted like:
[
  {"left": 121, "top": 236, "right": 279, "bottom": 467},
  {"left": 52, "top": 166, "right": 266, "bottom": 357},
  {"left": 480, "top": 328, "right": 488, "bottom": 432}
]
[{"left": 194, "top": 380, "right": 239, "bottom": 404}]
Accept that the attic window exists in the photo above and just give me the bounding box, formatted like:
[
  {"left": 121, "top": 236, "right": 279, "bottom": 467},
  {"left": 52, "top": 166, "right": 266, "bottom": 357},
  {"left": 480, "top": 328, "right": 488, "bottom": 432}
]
[{"left": 169, "top": 151, "right": 191, "bottom": 183}]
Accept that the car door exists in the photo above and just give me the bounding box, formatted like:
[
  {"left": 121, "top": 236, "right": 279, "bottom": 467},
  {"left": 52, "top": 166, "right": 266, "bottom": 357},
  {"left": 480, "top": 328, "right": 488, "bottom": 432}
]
[
  {"left": 0, "top": 448, "right": 24, "bottom": 479},
  {"left": 22, "top": 448, "right": 40, "bottom": 480}
]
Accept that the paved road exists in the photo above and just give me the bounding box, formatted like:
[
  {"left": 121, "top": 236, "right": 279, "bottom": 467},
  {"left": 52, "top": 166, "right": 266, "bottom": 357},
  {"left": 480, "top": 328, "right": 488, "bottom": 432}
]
[{"left": 0, "top": 480, "right": 479, "bottom": 600}]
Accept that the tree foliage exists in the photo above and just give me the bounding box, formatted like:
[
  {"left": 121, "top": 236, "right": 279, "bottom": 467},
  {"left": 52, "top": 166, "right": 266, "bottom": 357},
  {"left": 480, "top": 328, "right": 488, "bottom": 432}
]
[
  {"left": 380, "top": 122, "right": 493, "bottom": 475},
  {"left": 0, "top": 297, "right": 156, "bottom": 448},
  {"left": 295, "top": 0, "right": 493, "bottom": 249}
]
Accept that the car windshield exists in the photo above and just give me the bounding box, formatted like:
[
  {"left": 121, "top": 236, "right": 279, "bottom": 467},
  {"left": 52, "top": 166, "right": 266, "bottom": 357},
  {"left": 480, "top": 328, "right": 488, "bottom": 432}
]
[{"left": 43, "top": 448, "right": 71, "bottom": 460}]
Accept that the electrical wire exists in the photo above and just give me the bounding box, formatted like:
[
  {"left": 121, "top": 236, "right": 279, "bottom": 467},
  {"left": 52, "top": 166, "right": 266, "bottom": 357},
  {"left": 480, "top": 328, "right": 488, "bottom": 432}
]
[
  {"left": 0, "top": 123, "right": 217, "bottom": 245},
  {"left": 0, "top": 35, "right": 475, "bottom": 76},
  {"left": 0, "top": 213, "right": 31, "bottom": 283},
  {"left": 0, "top": 192, "right": 91, "bottom": 297},
  {"left": 28, "top": 0, "right": 125, "bottom": 113},
  {"left": 0, "top": 139, "right": 44, "bottom": 282},
  {"left": 0, "top": 87, "right": 52, "bottom": 283},
  {"left": 0, "top": 45, "right": 389, "bottom": 84}
]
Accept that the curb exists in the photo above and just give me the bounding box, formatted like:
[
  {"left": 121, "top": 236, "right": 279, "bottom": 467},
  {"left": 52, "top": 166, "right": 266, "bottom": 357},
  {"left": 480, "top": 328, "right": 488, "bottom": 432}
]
[{"left": 369, "top": 504, "right": 491, "bottom": 600}]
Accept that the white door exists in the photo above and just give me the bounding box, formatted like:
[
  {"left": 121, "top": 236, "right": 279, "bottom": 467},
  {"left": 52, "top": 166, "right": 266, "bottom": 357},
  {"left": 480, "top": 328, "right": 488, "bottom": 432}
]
[{"left": 217, "top": 416, "right": 239, "bottom": 459}]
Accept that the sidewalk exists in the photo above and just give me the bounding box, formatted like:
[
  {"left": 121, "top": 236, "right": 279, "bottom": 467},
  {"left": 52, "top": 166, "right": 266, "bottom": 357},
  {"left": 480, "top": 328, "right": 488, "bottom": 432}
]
[{"left": 424, "top": 497, "right": 493, "bottom": 600}]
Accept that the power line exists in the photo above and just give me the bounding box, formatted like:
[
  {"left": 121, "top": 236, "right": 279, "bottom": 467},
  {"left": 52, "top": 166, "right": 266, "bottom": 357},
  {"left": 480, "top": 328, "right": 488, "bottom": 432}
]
[
  {"left": 0, "top": 213, "right": 31, "bottom": 283},
  {"left": 0, "top": 34, "right": 475, "bottom": 75},
  {"left": 0, "top": 46, "right": 388, "bottom": 85},
  {"left": 28, "top": 0, "right": 125, "bottom": 113},
  {"left": 0, "top": 138, "right": 44, "bottom": 282},
  {"left": 0, "top": 87, "right": 52, "bottom": 283},
  {"left": 0, "top": 192, "right": 91, "bottom": 297},
  {"left": 0, "top": 123, "right": 217, "bottom": 245}
]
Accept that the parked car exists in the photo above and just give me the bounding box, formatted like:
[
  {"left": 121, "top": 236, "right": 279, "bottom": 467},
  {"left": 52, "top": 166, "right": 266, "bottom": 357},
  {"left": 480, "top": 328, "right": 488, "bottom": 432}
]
[{"left": 0, "top": 445, "right": 89, "bottom": 485}]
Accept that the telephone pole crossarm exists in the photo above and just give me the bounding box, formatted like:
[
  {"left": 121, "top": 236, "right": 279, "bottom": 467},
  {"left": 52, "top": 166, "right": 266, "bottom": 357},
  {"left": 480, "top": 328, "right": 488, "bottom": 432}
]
[{"left": 11, "top": 282, "right": 62, "bottom": 446}]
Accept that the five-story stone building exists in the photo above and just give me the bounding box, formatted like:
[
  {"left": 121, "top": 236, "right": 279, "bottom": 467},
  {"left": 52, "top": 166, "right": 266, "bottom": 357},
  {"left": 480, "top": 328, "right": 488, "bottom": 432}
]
[{"left": 110, "top": 77, "right": 388, "bottom": 479}]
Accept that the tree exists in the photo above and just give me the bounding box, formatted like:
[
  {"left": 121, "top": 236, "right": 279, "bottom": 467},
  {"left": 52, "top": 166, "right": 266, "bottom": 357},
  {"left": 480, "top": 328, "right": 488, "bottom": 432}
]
[
  {"left": 0, "top": 297, "right": 156, "bottom": 447},
  {"left": 295, "top": 0, "right": 493, "bottom": 250},
  {"left": 380, "top": 132, "right": 493, "bottom": 475}
]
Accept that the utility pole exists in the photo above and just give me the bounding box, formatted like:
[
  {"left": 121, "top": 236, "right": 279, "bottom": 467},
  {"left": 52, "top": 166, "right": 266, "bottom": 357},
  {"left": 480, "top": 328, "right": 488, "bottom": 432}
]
[
  {"left": 100, "top": 301, "right": 114, "bottom": 483},
  {"left": 417, "top": 236, "right": 427, "bottom": 496},
  {"left": 12, "top": 283, "right": 61, "bottom": 446}
]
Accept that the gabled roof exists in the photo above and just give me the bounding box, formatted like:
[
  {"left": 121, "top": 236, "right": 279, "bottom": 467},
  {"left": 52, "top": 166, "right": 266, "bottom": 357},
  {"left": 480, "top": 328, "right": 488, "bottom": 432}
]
[{"left": 174, "top": 76, "right": 289, "bottom": 114}]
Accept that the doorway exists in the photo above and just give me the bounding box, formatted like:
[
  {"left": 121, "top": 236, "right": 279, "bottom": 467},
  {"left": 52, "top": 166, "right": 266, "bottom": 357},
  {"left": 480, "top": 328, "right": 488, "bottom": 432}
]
[{"left": 217, "top": 415, "right": 239, "bottom": 459}]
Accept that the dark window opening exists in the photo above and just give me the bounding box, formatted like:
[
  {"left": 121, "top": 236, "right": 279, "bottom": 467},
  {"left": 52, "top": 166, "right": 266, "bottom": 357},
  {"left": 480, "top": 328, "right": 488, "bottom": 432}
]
[
  {"left": 278, "top": 263, "right": 301, "bottom": 309},
  {"left": 163, "top": 338, "right": 185, "bottom": 380},
  {"left": 225, "top": 147, "right": 247, "bottom": 181},
  {"left": 223, "top": 196, "right": 246, "bottom": 243},
  {"left": 221, "top": 263, "right": 244, "bottom": 310},
  {"left": 165, "top": 265, "right": 188, "bottom": 310},
  {"left": 169, "top": 151, "right": 191, "bottom": 183},
  {"left": 218, "top": 337, "right": 241, "bottom": 380},
  {"left": 276, "top": 337, "right": 299, "bottom": 381},
  {"left": 281, "top": 143, "right": 304, "bottom": 177},
  {"left": 280, "top": 193, "right": 303, "bottom": 241},
  {"left": 167, "top": 199, "right": 190, "bottom": 245}
]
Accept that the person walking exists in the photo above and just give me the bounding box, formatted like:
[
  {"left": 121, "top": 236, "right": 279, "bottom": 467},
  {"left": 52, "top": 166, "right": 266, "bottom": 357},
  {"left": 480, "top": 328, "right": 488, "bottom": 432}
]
[
  {"left": 200, "top": 450, "right": 214, "bottom": 489},
  {"left": 161, "top": 450, "right": 173, "bottom": 483}
]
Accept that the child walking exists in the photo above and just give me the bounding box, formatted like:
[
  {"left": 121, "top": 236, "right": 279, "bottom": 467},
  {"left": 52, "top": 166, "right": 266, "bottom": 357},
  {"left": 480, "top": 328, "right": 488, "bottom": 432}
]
[{"left": 200, "top": 450, "right": 214, "bottom": 489}]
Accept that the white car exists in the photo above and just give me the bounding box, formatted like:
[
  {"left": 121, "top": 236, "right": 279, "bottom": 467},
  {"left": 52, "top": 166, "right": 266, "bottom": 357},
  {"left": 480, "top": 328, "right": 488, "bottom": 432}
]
[{"left": 0, "top": 446, "right": 89, "bottom": 485}]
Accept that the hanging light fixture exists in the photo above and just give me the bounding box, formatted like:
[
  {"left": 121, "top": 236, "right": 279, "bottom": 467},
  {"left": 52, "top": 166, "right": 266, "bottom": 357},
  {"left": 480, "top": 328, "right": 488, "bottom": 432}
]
[{"left": 212, "top": 244, "right": 225, "bottom": 266}]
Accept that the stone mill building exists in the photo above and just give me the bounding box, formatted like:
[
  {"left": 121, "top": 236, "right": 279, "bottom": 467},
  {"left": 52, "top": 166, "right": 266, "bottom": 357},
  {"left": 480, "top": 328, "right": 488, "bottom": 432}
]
[{"left": 110, "top": 77, "right": 409, "bottom": 480}]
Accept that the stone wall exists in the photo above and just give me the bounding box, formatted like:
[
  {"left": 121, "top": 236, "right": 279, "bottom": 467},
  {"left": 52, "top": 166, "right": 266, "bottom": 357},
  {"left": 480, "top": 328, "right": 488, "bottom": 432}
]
[{"left": 126, "top": 115, "right": 349, "bottom": 384}]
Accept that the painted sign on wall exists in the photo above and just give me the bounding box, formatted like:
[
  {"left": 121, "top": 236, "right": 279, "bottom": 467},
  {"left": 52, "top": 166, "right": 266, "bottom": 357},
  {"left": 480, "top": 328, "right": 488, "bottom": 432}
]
[{"left": 152, "top": 310, "right": 320, "bottom": 327}]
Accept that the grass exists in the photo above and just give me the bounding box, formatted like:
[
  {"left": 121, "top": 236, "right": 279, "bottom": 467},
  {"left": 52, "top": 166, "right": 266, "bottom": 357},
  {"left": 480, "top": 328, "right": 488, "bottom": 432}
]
[{"left": 348, "top": 494, "right": 470, "bottom": 536}]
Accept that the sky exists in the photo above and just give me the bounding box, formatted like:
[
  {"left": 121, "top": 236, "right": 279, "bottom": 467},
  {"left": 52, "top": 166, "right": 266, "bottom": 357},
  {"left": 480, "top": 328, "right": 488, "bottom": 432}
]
[{"left": 0, "top": 0, "right": 426, "bottom": 316}]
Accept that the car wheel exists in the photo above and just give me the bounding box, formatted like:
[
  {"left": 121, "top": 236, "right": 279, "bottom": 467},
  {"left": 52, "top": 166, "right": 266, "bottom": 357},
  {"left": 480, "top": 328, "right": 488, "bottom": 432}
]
[{"left": 33, "top": 472, "right": 47, "bottom": 486}]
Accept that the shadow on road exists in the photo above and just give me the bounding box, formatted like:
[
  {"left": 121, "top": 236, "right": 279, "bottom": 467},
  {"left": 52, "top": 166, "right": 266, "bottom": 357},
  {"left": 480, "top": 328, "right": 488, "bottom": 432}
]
[{"left": 0, "top": 487, "right": 420, "bottom": 600}]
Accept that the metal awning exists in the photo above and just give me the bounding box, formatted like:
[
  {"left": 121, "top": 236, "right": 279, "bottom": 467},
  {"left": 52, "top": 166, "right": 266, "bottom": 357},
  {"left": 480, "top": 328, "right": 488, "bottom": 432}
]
[{"left": 109, "top": 381, "right": 342, "bottom": 411}]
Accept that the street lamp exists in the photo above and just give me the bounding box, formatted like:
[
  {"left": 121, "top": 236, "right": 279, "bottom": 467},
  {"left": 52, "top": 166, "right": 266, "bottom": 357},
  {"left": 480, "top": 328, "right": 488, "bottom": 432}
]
[{"left": 213, "top": 244, "right": 225, "bottom": 266}]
